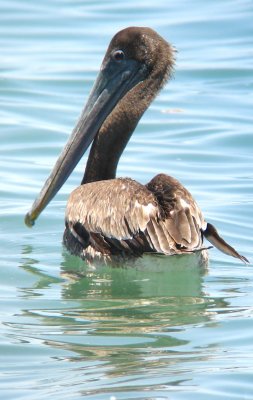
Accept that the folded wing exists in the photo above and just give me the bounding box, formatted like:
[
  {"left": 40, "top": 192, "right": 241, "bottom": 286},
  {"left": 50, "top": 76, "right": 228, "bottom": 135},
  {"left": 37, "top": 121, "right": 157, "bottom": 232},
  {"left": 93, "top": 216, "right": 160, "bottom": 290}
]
[{"left": 64, "top": 174, "right": 208, "bottom": 258}]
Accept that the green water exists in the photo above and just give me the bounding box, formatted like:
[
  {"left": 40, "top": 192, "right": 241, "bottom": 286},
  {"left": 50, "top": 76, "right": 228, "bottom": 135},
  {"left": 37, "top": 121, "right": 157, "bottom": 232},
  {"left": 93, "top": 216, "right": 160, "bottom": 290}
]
[{"left": 1, "top": 0, "right": 253, "bottom": 399}]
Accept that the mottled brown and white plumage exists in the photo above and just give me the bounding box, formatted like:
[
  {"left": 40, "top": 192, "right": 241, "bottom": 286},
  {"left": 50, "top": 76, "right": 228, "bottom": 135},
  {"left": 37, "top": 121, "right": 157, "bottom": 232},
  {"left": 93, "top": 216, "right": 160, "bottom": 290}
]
[
  {"left": 25, "top": 26, "right": 248, "bottom": 265},
  {"left": 64, "top": 173, "right": 247, "bottom": 263},
  {"left": 64, "top": 174, "right": 207, "bottom": 261}
]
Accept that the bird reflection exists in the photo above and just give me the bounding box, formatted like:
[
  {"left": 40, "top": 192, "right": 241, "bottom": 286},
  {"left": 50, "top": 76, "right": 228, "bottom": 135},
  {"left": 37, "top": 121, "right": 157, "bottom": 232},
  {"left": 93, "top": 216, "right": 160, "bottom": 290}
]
[{"left": 18, "top": 245, "right": 231, "bottom": 388}]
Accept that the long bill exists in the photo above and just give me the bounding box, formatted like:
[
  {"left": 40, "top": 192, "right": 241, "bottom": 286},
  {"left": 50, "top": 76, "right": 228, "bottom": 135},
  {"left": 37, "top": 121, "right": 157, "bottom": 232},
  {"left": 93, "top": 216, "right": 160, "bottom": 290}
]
[{"left": 25, "top": 58, "right": 146, "bottom": 227}]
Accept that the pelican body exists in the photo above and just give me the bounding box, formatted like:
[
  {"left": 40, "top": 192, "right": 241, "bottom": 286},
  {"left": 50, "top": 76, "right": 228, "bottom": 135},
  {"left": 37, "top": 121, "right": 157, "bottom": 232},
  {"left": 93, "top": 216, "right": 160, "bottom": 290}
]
[{"left": 25, "top": 27, "right": 248, "bottom": 264}]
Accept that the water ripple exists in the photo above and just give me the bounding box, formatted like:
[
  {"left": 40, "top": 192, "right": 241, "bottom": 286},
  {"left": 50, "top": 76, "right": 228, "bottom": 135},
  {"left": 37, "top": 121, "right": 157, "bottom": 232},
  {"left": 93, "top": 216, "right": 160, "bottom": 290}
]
[{"left": 1, "top": 0, "right": 253, "bottom": 399}]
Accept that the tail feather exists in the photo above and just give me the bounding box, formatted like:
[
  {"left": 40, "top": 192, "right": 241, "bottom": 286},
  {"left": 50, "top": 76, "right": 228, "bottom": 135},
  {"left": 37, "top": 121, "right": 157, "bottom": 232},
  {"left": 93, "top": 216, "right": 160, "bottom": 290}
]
[{"left": 203, "top": 222, "right": 249, "bottom": 264}]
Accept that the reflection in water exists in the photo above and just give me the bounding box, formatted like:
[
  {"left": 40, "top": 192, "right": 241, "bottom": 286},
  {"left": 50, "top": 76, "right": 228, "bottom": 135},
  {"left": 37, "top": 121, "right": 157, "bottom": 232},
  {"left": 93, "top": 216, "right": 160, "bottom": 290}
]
[
  {"left": 3, "top": 0, "right": 253, "bottom": 396},
  {"left": 61, "top": 251, "right": 208, "bottom": 300},
  {"left": 16, "top": 246, "right": 232, "bottom": 394},
  {"left": 20, "top": 245, "right": 63, "bottom": 295}
]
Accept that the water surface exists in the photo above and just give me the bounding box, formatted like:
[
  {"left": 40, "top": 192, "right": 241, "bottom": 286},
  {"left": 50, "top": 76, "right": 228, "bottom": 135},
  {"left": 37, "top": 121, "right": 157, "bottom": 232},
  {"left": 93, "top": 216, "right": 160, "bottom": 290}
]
[{"left": 1, "top": 0, "right": 253, "bottom": 399}]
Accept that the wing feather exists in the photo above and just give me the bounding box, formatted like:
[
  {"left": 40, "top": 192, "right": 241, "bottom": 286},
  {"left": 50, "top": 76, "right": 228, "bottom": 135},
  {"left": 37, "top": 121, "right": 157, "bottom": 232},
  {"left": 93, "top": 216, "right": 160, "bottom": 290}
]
[
  {"left": 65, "top": 175, "right": 207, "bottom": 258},
  {"left": 66, "top": 178, "right": 158, "bottom": 253},
  {"left": 146, "top": 173, "right": 206, "bottom": 253},
  {"left": 176, "top": 209, "right": 191, "bottom": 243}
]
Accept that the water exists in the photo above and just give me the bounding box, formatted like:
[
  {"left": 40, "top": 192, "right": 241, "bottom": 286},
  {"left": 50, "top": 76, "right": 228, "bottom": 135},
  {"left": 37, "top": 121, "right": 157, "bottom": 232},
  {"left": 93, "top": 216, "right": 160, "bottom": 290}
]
[{"left": 1, "top": 0, "right": 253, "bottom": 398}]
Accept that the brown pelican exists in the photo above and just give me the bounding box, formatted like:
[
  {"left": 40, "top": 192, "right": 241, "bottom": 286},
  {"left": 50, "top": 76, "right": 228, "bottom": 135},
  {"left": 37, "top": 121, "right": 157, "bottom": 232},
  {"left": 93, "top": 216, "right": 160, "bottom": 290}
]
[{"left": 25, "top": 27, "right": 248, "bottom": 265}]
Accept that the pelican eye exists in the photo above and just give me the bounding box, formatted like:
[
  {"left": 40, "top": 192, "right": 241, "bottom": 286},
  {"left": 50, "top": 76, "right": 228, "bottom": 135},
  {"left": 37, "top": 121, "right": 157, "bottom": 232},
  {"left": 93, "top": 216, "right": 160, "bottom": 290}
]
[{"left": 113, "top": 50, "right": 125, "bottom": 62}]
